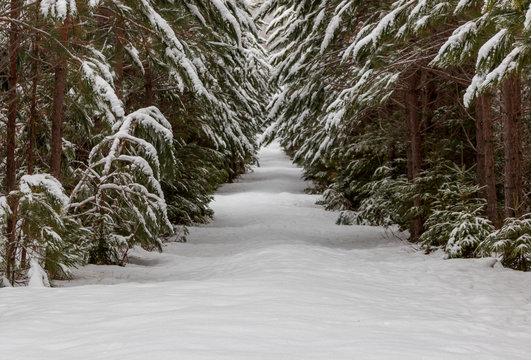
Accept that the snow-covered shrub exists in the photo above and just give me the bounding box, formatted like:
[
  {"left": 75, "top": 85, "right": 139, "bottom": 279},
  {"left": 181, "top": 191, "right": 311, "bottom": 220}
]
[
  {"left": 315, "top": 128, "right": 398, "bottom": 224},
  {"left": 318, "top": 184, "right": 351, "bottom": 211},
  {"left": 356, "top": 172, "right": 413, "bottom": 229},
  {"left": 70, "top": 106, "right": 176, "bottom": 264},
  {"left": 478, "top": 215, "right": 531, "bottom": 271},
  {"left": 423, "top": 208, "right": 494, "bottom": 258},
  {"left": 421, "top": 178, "right": 494, "bottom": 258},
  {"left": 16, "top": 175, "right": 86, "bottom": 275},
  {"left": 336, "top": 210, "right": 358, "bottom": 225},
  {"left": 0, "top": 175, "right": 85, "bottom": 285}
]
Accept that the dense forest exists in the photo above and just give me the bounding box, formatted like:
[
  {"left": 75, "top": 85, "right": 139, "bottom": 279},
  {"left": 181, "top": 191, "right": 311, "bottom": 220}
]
[
  {"left": 2, "top": 0, "right": 531, "bottom": 287},
  {"left": 0, "top": 0, "right": 271, "bottom": 285},
  {"left": 258, "top": 0, "right": 531, "bottom": 270}
]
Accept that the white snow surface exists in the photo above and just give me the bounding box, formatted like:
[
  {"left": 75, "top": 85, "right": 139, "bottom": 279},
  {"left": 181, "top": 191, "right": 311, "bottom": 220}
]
[{"left": 2, "top": 142, "right": 531, "bottom": 359}]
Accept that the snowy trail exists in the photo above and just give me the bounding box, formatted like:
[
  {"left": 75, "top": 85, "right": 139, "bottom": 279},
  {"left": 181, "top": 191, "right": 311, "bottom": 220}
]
[{"left": 2, "top": 143, "right": 531, "bottom": 359}]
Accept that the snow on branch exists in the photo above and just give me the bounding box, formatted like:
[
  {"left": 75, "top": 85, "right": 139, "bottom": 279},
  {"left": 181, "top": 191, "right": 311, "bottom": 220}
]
[
  {"left": 431, "top": 21, "right": 478, "bottom": 68},
  {"left": 464, "top": 45, "right": 525, "bottom": 107},
  {"left": 40, "top": 0, "right": 77, "bottom": 20},
  {"left": 346, "top": 0, "right": 415, "bottom": 61},
  {"left": 525, "top": 3, "right": 531, "bottom": 30},
  {"left": 475, "top": 28, "right": 509, "bottom": 71},
  {"left": 210, "top": 0, "right": 243, "bottom": 46},
  {"left": 100, "top": 106, "right": 174, "bottom": 176},
  {"left": 19, "top": 174, "right": 69, "bottom": 206},
  {"left": 139, "top": 0, "right": 209, "bottom": 97},
  {"left": 80, "top": 60, "right": 125, "bottom": 125},
  {"left": 321, "top": 0, "right": 352, "bottom": 54}
]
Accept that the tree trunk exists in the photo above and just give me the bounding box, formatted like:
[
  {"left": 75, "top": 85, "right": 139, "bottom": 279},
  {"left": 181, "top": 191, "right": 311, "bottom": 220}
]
[
  {"left": 5, "top": 0, "right": 20, "bottom": 284},
  {"left": 501, "top": 75, "right": 523, "bottom": 218},
  {"left": 477, "top": 93, "right": 498, "bottom": 227},
  {"left": 405, "top": 71, "right": 424, "bottom": 242},
  {"left": 50, "top": 19, "right": 70, "bottom": 180},
  {"left": 475, "top": 97, "right": 486, "bottom": 196},
  {"left": 20, "top": 34, "right": 40, "bottom": 271},
  {"left": 28, "top": 36, "right": 39, "bottom": 175}
]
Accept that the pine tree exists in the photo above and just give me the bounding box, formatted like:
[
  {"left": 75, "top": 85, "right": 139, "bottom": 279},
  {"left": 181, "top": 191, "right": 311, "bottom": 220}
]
[
  {"left": 70, "top": 107, "right": 176, "bottom": 264},
  {"left": 1, "top": 0, "right": 271, "bottom": 284},
  {"left": 260, "top": 0, "right": 529, "bottom": 270},
  {"left": 0, "top": 175, "right": 85, "bottom": 285}
]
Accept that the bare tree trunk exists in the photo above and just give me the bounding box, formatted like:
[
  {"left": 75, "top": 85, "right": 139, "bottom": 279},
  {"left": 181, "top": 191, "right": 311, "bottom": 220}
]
[
  {"left": 477, "top": 93, "right": 498, "bottom": 227},
  {"left": 405, "top": 71, "right": 424, "bottom": 242},
  {"left": 50, "top": 19, "right": 70, "bottom": 180},
  {"left": 5, "top": 0, "right": 20, "bottom": 284},
  {"left": 501, "top": 75, "right": 523, "bottom": 218}
]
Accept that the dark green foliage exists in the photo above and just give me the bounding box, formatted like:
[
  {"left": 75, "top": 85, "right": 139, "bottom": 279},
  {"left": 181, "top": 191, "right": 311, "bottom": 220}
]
[
  {"left": 260, "top": 0, "right": 529, "bottom": 272},
  {"left": 0, "top": 175, "right": 87, "bottom": 282},
  {"left": 164, "top": 144, "right": 228, "bottom": 226},
  {"left": 0, "top": 0, "right": 271, "bottom": 284},
  {"left": 478, "top": 215, "right": 531, "bottom": 271},
  {"left": 420, "top": 174, "right": 495, "bottom": 258}
]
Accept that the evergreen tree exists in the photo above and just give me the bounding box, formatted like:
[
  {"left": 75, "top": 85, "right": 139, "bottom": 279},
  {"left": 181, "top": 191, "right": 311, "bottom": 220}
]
[
  {"left": 260, "top": 0, "right": 530, "bottom": 270},
  {"left": 0, "top": 0, "right": 271, "bottom": 284}
]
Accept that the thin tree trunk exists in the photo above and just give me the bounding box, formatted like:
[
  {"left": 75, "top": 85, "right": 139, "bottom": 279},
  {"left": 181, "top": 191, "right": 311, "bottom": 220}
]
[
  {"left": 20, "top": 33, "right": 40, "bottom": 270},
  {"left": 475, "top": 97, "right": 486, "bottom": 197},
  {"left": 28, "top": 36, "right": 39, "bottom": 175},
  {"left": 5, "top": 0, "right": 20, "bottom": 284},
  {"left": 50, "top": 19, "right": 70, "bottom": 180},
  {"left": 477, "top": 93, "right": 498, "bottom": 227},
  {"left": 405, "top": 71, "right": 424, "bottom": 242},
  {"left": 501, "top": 75, "right": 523, "bottom": 218}
]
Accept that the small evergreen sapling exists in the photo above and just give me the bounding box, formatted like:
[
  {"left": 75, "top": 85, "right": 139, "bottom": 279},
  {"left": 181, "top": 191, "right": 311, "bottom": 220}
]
[
  {"left": 355, "top": 169, "right": 413, "bottom": 230},
  {"left": 16, "top": 175, "right": 86, "bottom": 277},
  {"left": 444, "top": 209, "right": 494, "bottom": 258},
  {"left": 70, "top": 106, "right": 176, "bottom": 264},
  {"left": 478, "top": 214, "right": 531, "bottom": 271},
  {"left": 421, "top": 179, "right": 494, "bottom": 258},
  {"left": 0, "top": 174, "right": 85, "bottom": 285}
]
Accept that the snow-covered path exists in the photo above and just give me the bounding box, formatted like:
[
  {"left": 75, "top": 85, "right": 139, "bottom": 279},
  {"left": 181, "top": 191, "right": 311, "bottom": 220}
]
[{"left": 2, "top": 143, "right": 531, "bottom": 359}]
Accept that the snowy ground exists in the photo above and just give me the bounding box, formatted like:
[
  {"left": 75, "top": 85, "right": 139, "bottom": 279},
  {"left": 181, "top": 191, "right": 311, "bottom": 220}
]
[{"left": 2, "top": 142, "right": 531, "bottom": 359}]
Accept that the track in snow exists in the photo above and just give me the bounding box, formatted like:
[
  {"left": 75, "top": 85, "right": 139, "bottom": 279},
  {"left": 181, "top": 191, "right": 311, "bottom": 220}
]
[{"left": 1, "top": 142, "right": 531, "bottom": 359}]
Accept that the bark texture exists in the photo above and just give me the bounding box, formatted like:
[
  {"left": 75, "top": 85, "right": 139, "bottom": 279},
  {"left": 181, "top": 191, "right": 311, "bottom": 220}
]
[
  {"left": 5, "top": 0, "right": 20, "bottom": 284},
  {"left": 475, "top": 97, "right": 486, "bottom": 195},
  {"left": 501, "top": 75, "right": 523, "bottom": 218},
  {"left": 28, "top": 37, "right": 39, "bottom": 175},
  {"left": 50, "top": 19, "right": 70, "bottom": 180}
]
